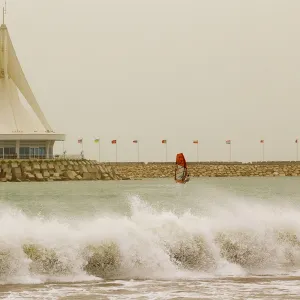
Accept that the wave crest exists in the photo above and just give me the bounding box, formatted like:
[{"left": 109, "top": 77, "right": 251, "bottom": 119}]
[{"left": 1, "top": 197, "right": 300, "bottom": 283}]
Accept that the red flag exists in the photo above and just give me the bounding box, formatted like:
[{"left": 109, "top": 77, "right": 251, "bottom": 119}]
[
  {"left": 162, "top": 139, "right": 167, "bottom": 144},
  {"left": 260, "top": 140, "right": 264, "bottom": 143},
  {"left": 193, "top": 140, "right": 198, "bottom": 144},
  {"left": 111, "top": 140, "right": 117, "bottom": 144},
  {"left": 226, "top": 140, "right": 231, "bottom": 144},
  {"left": 78, "top": 138, "right": 83, "bottom": 144},
  {"left": 133, "top": 140, "right": 138, "bottom": 143}
]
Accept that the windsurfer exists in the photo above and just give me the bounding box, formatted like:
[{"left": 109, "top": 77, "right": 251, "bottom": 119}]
[{"left": 175, "top": 153, "right": 189, "bottom": 183}]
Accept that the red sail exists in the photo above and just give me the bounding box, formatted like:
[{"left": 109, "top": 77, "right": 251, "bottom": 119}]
[{"left": 176, "top": 153, "right": 187, "bottom": 168}]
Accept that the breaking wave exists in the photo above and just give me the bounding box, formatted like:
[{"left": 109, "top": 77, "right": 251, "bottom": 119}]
[{"left": 1, "top": 194, "right": 300, "bottom": 284}]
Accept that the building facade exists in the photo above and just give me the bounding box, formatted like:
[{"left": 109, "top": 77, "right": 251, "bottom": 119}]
[{"left": 0, "top": 19, "right": 65, "bottom": 158}]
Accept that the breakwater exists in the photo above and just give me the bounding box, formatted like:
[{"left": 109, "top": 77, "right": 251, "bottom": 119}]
[
  {"left": 0, "top": 159, "right": 125, "bottom": 182},
  {"left": 112, "top": 161, "right": 300, "bottom": 179},
  {"left": 2, "top": 160, "right": 300, "bottom": 182}
]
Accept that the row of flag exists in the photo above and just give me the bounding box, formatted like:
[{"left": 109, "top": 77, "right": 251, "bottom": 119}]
[
  {"left": 77, "top": 139, "right": 299, "bottom": 144},
  {"left": 225, "top": 139, "right": 299, "bottom": 144},
  {"left": 74, "top": 137, "right": 300, "bottom": 162},
  {"left": 78, "top": 138, "right": 138, "bottom": 144}
]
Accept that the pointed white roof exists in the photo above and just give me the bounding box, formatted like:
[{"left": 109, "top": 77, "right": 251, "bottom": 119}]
[{"left": 0, "top": 22, "right": 65, "bottom": 141}]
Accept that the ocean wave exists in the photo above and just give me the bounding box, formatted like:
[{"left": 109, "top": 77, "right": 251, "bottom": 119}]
[{"left": 1, "top": 195, "right": 300, "bottom": 284}]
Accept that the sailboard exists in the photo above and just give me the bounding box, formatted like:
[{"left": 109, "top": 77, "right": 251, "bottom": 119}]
[{"left": 175, "top": 153, "right": 189, "bottom": 184}]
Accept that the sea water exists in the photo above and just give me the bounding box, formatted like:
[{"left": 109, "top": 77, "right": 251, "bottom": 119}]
[{"left": 0, "top": 178, "right": 300, "bottom": 299}]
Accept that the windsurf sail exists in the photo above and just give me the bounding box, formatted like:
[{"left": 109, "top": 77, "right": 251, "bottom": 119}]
[{"left": 175, "top": 153, "right": 188, "bottom": 183}]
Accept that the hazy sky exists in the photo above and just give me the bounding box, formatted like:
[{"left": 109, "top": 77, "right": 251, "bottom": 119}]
[{"left": 5, "top": 0, "right": 300, "bottom": 162}]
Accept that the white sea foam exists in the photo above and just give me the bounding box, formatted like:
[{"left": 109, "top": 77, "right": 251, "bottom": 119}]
[{"left": 0, "top": 191, "right": 300, "bottom": 285}]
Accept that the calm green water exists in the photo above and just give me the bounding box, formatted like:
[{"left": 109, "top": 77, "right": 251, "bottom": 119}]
[{"left": 0, "top": 177, "right": 300, "bottom": 299}]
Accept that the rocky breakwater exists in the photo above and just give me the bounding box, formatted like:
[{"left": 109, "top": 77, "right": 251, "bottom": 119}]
[
  {"left": 0, "top": 160, "right": 127, "bottom": 182},
  {"left": 112, "top": 162, "right": 300, "bottom": 179}
]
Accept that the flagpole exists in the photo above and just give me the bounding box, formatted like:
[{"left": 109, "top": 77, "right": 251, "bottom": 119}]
[
  {"left": 296, "top": 140, "right": 299, "bottom": 161},
  {"left": 116, "top": 142, "right": 118, "bottom": 163},
  {"left": 262, "top": 142, "right": 265, "bottom": 161},
  {"left": 166, "top": 142, "right": 167, "bottom": 162},
  {"left": 197, "top": 143, "right": 199, "bottom": 162},
  {"left": 229, "top": 143, "right": 231, "bottom": 162},
  {"left": 99, "top": 141, "right": 101, "bottom": 162},
  {"left": 137, "top": 141, "right": 140, "bottom": 162},
  {"left": 81, "top": 139, "right": 84, "bottom": 159}
]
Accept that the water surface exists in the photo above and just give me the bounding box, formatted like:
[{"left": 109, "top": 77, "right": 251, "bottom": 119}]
[{"left": 0, "top": 178, "right": 300, "bottom": 299}]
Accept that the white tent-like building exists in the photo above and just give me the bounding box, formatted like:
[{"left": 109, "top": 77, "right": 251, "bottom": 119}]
[{"left": 0, "top": 18, "right": 65, "bottom": 159}]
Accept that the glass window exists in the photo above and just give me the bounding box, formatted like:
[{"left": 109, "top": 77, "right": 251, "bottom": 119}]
[
  {"left": 39, "top": 147, "right": 46, "bottom": 158},
  {"left": 4, "top": 147, "right": 16, "bottom": 158},
  {"left": 29, "top": 148, "right": 35, "bottom": 158},
  {"left": 20, "top": 147, "right": 30, "bottom": 159}
]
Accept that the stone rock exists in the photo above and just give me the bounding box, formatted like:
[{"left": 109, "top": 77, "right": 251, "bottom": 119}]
[
  {"left": 35, "top": 173, "right": 44, "bottom": 181},
  {"left": 79, "top": 166, "right": 88, "bottom": 174},
  {"left": 12, "top": 167, "right": 22, "bottom": 181},
  {"left": 82, "top": 172, "right": 92, "bottom": 180},
  {"left": 3, "top": 167, "right": 12, "bottom": 174},
  {"left": 43, "top": 171, "right": 50, "bottom": 178},
  {"left": 23, "top": 166, "right": 32, "bottom": 172},
  {"left": 53, "top": 173, "right": 61, "bottom": 181},
  {"left": 26, "top": 173, "right": 35, "bottom": 181},
  {"left": 102, "top": 173, "right": 110, "bottom": 180},
  {"left": 90, "top": 172, "right": 97, "bottom": 180},
  {"left": 40, "top": 163, "right": 48, "bottom": 170},
  {"left": 32, "top": 163, "right": 40, "bottom": 171},
  {"left": 48, "top": 163, "right": 55, "bottom": 170},
  {"left": 54, "top": 165, "right": 61, "bottom": 173},
  {"left": 86, "top": 166, "right": 93, "bottom": 172},
  {"left": 64, "top": 170, "right": 76, "bottom": 180},
  {"left": 5, "top": 174, "right": 12, "bottom": 181}
]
